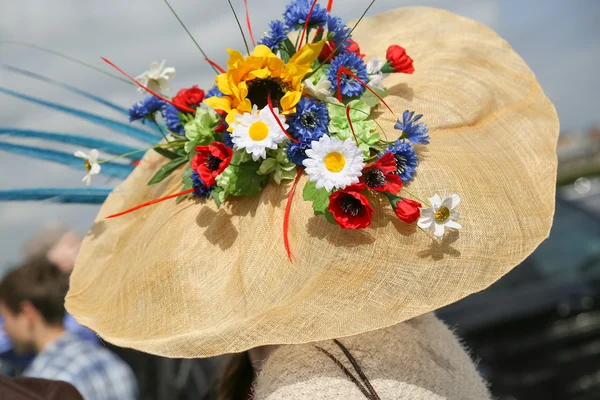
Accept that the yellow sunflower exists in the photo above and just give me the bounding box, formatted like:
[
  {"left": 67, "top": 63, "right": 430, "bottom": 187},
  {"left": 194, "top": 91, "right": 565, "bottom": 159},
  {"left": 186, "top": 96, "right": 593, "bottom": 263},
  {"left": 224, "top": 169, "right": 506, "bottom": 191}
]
[{"left": 204, "top": 42, "right": 324, "bottom": 130}]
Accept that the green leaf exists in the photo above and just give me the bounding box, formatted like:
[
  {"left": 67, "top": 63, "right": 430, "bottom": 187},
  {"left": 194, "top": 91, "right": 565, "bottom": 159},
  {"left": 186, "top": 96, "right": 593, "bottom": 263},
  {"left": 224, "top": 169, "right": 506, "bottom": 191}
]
[
  {"left": 147, "top": 156, "right": 188, "bottom": 185},
  {"left": 227, "top": 160, "right": 269, "bottom": 196},
  {"left": 313, "top": 28, "right": 324, "bottom": 42},
  {"left": 183, "top": 104, "right": 220, "bottom": 153},
  {"left": 279, "top": 38, "right": 297, "bottom": 63},
  {"left": 210, "top": 187, "right": 228, "bottom": 208},
  {"left": 257, "top": 157, "right": 277, "bottom": 175},
  {"left": 303, "top": 180, "right": 331, "bottom": 214},
  {"left": 176, "top": 163, "right": 195, "bottom": 204},
  {"left": 153, "top": 147, "right": 180, "bottom": 160},
  {"left": 359, "top": 87, "right": 389, "bottom": 108}
]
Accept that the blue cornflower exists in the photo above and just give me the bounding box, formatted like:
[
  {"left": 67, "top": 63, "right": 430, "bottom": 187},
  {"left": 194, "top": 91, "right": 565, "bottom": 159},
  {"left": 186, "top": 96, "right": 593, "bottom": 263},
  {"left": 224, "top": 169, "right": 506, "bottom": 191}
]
[
  {"left": 327, "top": 52, "right": 368, "bottom": 98},
  {"left": 162, "top": 104, "right": 184, "bottom": 135},
  {"left": 191, "top": 171, "right": 214, "bottom": 198},
  {"left": 287, "top": 139, "right": 312, "bottom": 166},
  {"left": 128, "top": 95, "right": 165, "bottom": 123},
  {"left": 222, "top": 131, "right": 234, "bottom": 148},
  {"left": 206, "top": 85, "right": 225, "bottom": 98},
  {"left": 259, "top": 20, "right": 289, "bottom": 50},
  {"left": 288, "top": 97, "right": 329, "bottom": 140},
  {"left": 283, "top": 0, "right": 327, "bottom": 30},
  {"left": 381, "top": 140, "right": 418, "bottom": 182},
  {"left": 394, "top": 111, "right": 430, "bottom": 145},
  {"left": 327, "top": 15, "right": 351, "bottom": 53}
]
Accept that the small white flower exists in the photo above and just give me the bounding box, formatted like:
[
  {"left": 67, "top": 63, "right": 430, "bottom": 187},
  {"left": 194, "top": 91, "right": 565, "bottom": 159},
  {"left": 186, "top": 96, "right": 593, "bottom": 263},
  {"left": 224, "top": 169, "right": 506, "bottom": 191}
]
[
  {"left": 230, "top": 104, "right": 289, "bottom": 161},
  {"left": 74, "top": 149, "right": 101, "bottom": 185},
  {"left": 366, "top": 57, "right": 389, "bottom": 90},
  {"left": 303, "top": 78, "right": 333, "bottom": 101},
  {"left": 135, "top": 60, "right": 176, "bottom": 94},
  {"left": 418, "top": 192, "right": 462, "bottom": 238},
  {"left": 303, "top": 135, "right": 365, "bottom": 191}
]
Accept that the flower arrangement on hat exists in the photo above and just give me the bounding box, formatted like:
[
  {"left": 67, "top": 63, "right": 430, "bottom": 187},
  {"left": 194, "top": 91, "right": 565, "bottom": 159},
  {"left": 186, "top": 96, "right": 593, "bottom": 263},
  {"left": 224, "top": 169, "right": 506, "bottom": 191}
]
[{"left": 81, "top": 0, "right": 461, "bottom": 259}]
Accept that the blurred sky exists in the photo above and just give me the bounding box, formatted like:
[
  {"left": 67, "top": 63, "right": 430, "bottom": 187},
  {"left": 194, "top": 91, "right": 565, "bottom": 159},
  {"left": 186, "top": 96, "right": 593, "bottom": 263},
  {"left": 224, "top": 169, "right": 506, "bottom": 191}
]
[{"left": 0, "top": 0, "right": 599, "bottom": 271}]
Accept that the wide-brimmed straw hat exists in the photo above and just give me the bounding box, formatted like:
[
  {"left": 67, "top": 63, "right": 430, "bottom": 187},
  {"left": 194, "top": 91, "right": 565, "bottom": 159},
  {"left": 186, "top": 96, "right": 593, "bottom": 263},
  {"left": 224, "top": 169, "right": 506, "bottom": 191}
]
[{"left": 65, "top": 6, "right": 558, "bottom": 358}]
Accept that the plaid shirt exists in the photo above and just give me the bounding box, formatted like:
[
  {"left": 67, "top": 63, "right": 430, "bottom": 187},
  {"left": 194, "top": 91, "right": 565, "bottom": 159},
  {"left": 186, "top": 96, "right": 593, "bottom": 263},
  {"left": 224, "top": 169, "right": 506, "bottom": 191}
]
[{"left": 23, "top": 333, "right": 137, "bottom": 400}]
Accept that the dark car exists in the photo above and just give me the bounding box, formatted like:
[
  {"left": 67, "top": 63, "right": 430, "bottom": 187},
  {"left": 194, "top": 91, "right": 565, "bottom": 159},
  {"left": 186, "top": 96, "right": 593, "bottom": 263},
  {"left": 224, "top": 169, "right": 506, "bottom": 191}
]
[{"left": 438, "top": 194, "right": 600, "bottom": 400}]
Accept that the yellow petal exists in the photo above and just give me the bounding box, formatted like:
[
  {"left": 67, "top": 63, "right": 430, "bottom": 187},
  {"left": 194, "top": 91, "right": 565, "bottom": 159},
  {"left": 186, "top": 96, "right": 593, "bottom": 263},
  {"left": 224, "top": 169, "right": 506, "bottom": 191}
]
[
  {"left": 252, "top": 45, "right": 275, "bottom": 58},
  {"left": 289, "top": 40, "right": 325, "bottom": 67},
  {"left": 226, "top": 49, "right": 244, "bottom": 69},
  {"left": 248, "top": 67, "right": 271, "bottom": 80},
  {"left": 267, "top": 57, "right": 285, "bottom": 78},
  {"left": 216, "top": 74, "right": 233, "bottom": 95},
  {"left": 204, "top": 96, "right": 232, "bottom": 113},
  {"left": 279, "top": 91, "right": 302, "bottom": 113},
  {"left": 238, "top": 81, "right": 249, "bottom": 100}
]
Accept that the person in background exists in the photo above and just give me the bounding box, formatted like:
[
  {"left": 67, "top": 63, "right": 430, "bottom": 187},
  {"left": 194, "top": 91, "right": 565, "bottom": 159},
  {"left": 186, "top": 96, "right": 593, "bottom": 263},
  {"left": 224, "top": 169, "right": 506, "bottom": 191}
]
[{"left": 0, "top": 259, "right": 137, "bottom": 400}]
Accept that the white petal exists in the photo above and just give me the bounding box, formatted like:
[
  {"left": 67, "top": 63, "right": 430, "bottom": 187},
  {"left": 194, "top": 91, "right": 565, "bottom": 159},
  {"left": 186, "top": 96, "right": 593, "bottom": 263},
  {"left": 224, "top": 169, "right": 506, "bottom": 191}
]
[
  {"left": 448, "top": 193, "right": 461, "bottom": 210},
  {"left": 433, "top": 222, "right": 446, "bottom": 238},
  {"left": 429, "top": 194, "right": 442, "bottom": 208},
  {"left": 74, "top": 150, "right": 88, "bottom": 159},
  {"left": 88, "top": 149, "right": 100, "bottom": 162},
  {"left": 81, "top": 174, "right": 92, "bottom": 185},
  {"left": 417, "top": 216, "right": 433, "bottom": 229},
  {"left": 161, "top": 67, "right": 176, "bottom": 78},
  {"left": 89, "top": 163, "right": 101, "bottom": 175},
  {"left": 445, "top": 220, "right": 462, "bottom": 230}
]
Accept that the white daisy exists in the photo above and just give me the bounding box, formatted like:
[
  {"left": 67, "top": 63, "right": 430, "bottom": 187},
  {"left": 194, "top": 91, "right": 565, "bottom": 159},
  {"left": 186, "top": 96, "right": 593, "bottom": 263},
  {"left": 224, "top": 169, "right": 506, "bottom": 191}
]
[
  {"left": 230, "top": 104, "right": 289, "bottom": 161},
  {"left": 303, "top": 77, "right": 333, "bottom": 101},
  {"left": 303, "top": 135, "right": 365, "bottom": 191},
  {"left": 418, "top": 192, "right": 462, "bottom": 238},
  {"left": 74, "top": 149, "right": 101, "bottom": 185},
  {"left": 135, "top": 60, "right": 176, "bottom": 94}
]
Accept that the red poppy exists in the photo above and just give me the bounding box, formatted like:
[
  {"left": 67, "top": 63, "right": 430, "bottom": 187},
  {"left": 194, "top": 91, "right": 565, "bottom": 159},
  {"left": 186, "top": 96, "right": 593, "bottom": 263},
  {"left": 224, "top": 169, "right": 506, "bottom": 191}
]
[
  {"left": 385, "top": 45, "right": 414, "bottom": 74},
  {"left": 393, "top": 197, "right": 422, "bottom": 223},
  {"left": 172, "top": 85, "right": 205, "bottom": 111},
  {"left": 191, "top": 142, "right": 233, "bottom": 186},
  {"left": 328, "top": 183, "right": 375, "bottom": 230},
  {"left": 361, "top": 152, "right": 403, "bottom": 194},
  {"left": 318, "top": 39, "right": 364, "bottom": 63},
  {"left": 345, "top": 39, "right": 365, "bottom": 59}
]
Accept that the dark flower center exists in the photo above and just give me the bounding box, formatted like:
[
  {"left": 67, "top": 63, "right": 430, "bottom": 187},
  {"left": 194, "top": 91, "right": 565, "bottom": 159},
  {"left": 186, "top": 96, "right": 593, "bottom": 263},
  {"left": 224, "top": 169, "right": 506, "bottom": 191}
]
[
  {"left": 205, "top": 155, "right": 222, "bottom": 171},
  {"left": 394, "top": 154, "right": 407, "bottom": 175},
  {"left": 364, "top": 168, "right": 386, "bottom": 189},
  {"left": 301, "top": 112, "right": 317, "bottom": 128},
  {"left": 247, "top": 77, "right": 288, "bottom": 109},
  {"left": 339, "top": 194, "right": 363, "bottom": 217}
]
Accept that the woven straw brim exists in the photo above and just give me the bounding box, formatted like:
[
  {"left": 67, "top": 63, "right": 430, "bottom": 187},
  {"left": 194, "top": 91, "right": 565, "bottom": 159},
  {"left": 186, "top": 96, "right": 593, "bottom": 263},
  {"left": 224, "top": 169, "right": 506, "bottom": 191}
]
[{"left": 66, "top": 7, "right": 559, "bottom": 358}]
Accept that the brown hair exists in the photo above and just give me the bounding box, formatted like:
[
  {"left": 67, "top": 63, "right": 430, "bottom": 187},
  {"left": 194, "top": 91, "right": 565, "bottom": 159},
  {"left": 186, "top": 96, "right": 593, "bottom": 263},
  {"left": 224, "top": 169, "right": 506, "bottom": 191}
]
[
  {"left": 216, "top": 352, "right": 254, "bottom": 400},
  {"left": 0, "top": 260, "right": 69, "bottom": 325}
]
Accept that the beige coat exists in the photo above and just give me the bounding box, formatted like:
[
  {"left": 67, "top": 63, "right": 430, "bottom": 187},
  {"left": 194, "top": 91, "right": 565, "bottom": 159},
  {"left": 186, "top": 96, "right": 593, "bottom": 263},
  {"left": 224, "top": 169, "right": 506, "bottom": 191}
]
[{"left": 254, "top": 314, "right": 491, "bottom": 399}]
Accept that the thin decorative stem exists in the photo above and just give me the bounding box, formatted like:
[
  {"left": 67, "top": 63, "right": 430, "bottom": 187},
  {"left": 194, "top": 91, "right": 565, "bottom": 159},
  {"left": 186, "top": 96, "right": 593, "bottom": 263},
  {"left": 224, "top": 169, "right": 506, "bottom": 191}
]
[
  {"left": 227, "top": 0, "right": 251, "bottom": 54},
  {"left": 152, "top": 119, "right": 171, "bottom": 143},
  {"left": 107, "top": 188, "right": 195, "bottom": 219},
  {"left": 162, "top": 0, "right": 219, "bottom": 74},
  {"left": 267, "top": 94, "right": 299, "bottom": 143},
  {"left": 308, "top": 0, "right": 377, "bottom": 78},
  {"left": 314, "top": 346, "right": 373, "bottom": 399},
  {"left": 1, "top": 41, "right": 132, "bottom": 85},
  {"left": 283, "top": 168, "right": 303, "bottom": 262},
  {"left": 243, "top": 0, "right": 256, "bottom": 47},
  {"left": 297, "top": 0, "right": 319, "bottom": 50},
  {"left": 101, "top": 58, "right": 197, "bottom": 113},
  {"left": 345, "top": 105, "right": 360, "bottom": 147},
  {"left": 333, "top": 340, "right": 381, "bottom": 400},
  {"left": 401, "top": 188, "right": 429, "bottom": 206},
  {"left": 98, "top": 142, "right": 183, "bottom": 165}
]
